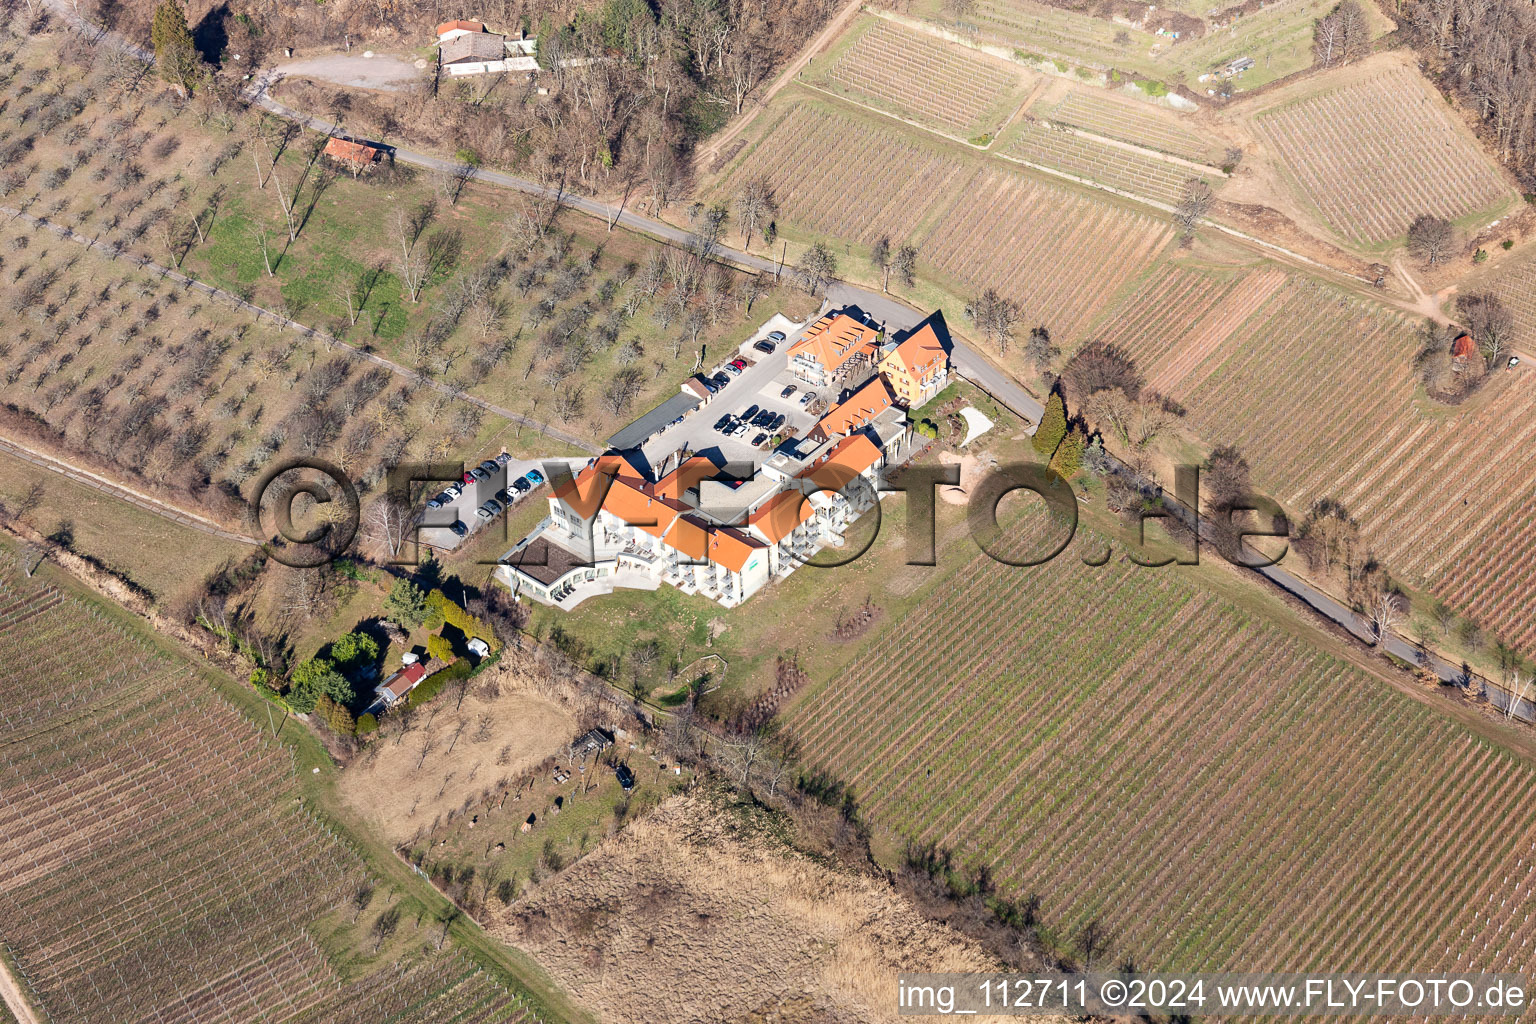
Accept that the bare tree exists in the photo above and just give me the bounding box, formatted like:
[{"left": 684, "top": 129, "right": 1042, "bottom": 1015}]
[
  {"left": 965, "top": 288, "right": 1022, "bottom": 352},
  {"left": 892, "top": 243, "right": 919, "bottom": 290},
  {"left": 1174, "top": 178, "right": 1214, "bottom": 241},
  {"left": 248, "top": 223, "right": 276, "bottom": 277},
  {"left": 603, "top": 367, "right": 645, "bottom": 415},
  {"left": 392, "top": 209, "right": 429, "bottom": 303},
  {"left": 370, "top": 905, "right": 401, "bottom": 952},
  {"left": 795, "top": 242, "right": 838, "bottom": 294},
  {"left": 366, "top": 491, "right": 413, "bottom": 558},
  {"left": 1458, "top": 293, "right": 1515, "bottom": 371},
  {"left": 1407, "top": 214, "right": 1455, "bottom": 265},
  {"left": 870, "top": 236, "right": 892, "bottom": 292},
  {"left": 1368, "top": 588, "right": 1405, "bottom": 644},
  {"left": 734, "top": 176, "right": 778, "bottom": 249}
]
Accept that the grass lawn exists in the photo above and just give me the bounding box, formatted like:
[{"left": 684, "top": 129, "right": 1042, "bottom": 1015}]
[{"left": 0, "top": 451, "right": 252, "bottom": 601}]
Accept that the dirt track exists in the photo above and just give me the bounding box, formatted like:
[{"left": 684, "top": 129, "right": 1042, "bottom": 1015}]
[{"left": 0, "top": 956, "right": 40, "bottom": 1024}]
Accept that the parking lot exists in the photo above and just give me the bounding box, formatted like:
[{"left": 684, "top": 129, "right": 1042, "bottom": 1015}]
[
  {"left": 638, "top": 315, "right": 824, "bottom": 471},
  {"left": 416, "top": 456, "right": 584, "bottom": 551}
]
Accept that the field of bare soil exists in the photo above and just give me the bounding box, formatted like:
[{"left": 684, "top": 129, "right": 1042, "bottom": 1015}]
[
  {"left": 489, "top": 792, "right": 1035, "bottom": 1024},
  {"left": 339, "top": 661, "right": 581, "bottom": 845}
]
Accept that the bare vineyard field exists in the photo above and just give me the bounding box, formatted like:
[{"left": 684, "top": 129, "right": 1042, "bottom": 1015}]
[
  {"left": 1043, "top": 89, "right": 1219, "bottom": 165},
  {"left": 0, "top": 561, "right": 360, "bottom": 1023},
  {"left": 1472, "top": 252, "right": 1536, "bottom": 350},
  {"left": 1254, "top": 66, "right": 1514, "bottom": 245},
  {"left": 785, "top": 512, "right": 1536, "bottom": 977},
  {"left": 0, "top": 559, "right": 544, "bottom": 1023},
  {"left": 823, "top": 19, "right": 1020, "bottom": 136},
  {"left": 717, "top": 104, "right": 971, "bottom": 246},
  {"left": 921, "top": 166, "right": 1173, "bottom": 340},
  {"left": 285, "top": 956, "right": 538, "bottom": 1024},
  {"left": 960, "top": 0, "right": 1161, "bottom": 77},
  {"left": 1004, "top": 118, "right": 1201, "bottom": 206},
  {"left": 1082, "top": 265, "right": 1536, "bottom": 651}
]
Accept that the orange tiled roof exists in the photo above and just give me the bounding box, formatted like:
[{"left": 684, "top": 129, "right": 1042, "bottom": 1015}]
[
  {"left": 788, "top": 313, "right": 879, "bottom": 375},
  {"left": 654, "top": 456, "right": 721, "bottom": 500},
  {"left": 665, "top": 515, "right": 710, "bottom": 561},
  {"left": 748, "top": 488, "right": 815, "bottom": 544},
  {"left": 882, "top": 323, "right": 948, "bottom": 383},
  {"left": 707, "top": 527, "right": 764, "bottom": 573},
  {"left": 1451, "top": 333, "right": 1477, "bottom": 359},
  {"left": 817, "top": 376, "right": 895, "bottom": 437},
  {"left": 322, "top": 137, "right": 381, "bottom": 165},
  {"left": 802, "top": 434, "right": 884, "bottom": 492},
  {"left": 436, "top": 19, "right": 484, "bottom": 35}
]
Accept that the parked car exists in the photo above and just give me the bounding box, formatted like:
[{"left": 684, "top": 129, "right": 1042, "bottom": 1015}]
[
  {"left": 479, "top": 459, "right": 501, "bottom": 476},
  {"left": 615, "top": 763, "right": 636, "bottom": 791},
  {"left": 512, "top": 477, "right": 532, "bottom": 494},
  {"left": 798, "top": 391, "right": 815, "bottom": 406},
  {"left": 724, "top": 363, "right": 744, "bottom": 376},
  {"left": 426, "top": 492, "right": 450, "bottom": 510},
  {"left": 741, "top": 404, "right": 760, "bottom": 421},
  {"left": 768, "top": 330, "right": 786, "bottom": 343},
  {"left": 1511, "top": 356, "right": 1522, "bottom": 369},
  {"left": 526, "top": 469, "right": 545, "bottom": 485},
  {"left": 494, "top": 488, "right": 512, "bottom": 504},
  {"left": 444, "top": 483, "right": 463, "bottom": 499},
  {"left": 711, "top": 372, "right": 731, "bottom": 388},
  {"left": 471, "top": 466, "right": 491, "bottom": 482},
  {"left": 753, "top": 340, "right": 775, "bottom": 355},
  {"left": 729, "top": 358, "right": 747, "bottom": 370},
  {"left": 701, "top": 378, "right": 718, "bottom": 393},
  {"left": 714, "top": 415, "right": 733, "bottom": 432},
  {"left": 461, "top": 471, "right": 475, "bottom": 485},
  {"left": 449, "top": 520, "right": 469, "bottom": 537},
  {"left": 752, "top": 410, "right": 774, "bottom": 428},
  {"left": 495, "top": 452, "right": 512, "bottom": 465},
  {"left": 780, "top": 384, "right": 797, "bottom": 398},
  {"left": 769, "top": 413, "right": 785, "bottom": 431},
  {"left": 752, "top": 432, "right": 768, "bottom": 446},
  {"left": 477, "top": 499, "right": 503, "bottom": 520}
]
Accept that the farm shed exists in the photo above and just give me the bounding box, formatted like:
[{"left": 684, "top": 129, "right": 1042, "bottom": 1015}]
[
  {"left": 439, "top": 31, "right": 520, "bottom": 76},
  {"left": 322, "top": 137, "right": 384, "bottom": 175},
  {"left": 372, "top": 662, "right": 427, "bottom": 709},
  {"left": 1451, "top": 333, "right": 1477, "bottom": 359}
]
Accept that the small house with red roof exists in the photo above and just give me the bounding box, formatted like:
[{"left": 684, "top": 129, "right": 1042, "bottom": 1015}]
[
  {"left": 322, "top": 137, "right": 384, "bottom": 176},
  {"left": 372, "top": 662, "right": 426, "bottom": 709},
  {"left": 1450, "top": 332, "right": 1478, "bottom": 361}
]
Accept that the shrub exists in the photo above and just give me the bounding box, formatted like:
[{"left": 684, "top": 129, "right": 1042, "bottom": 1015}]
[
  {"left": 1032, "top": 393, "right": 1068, "bottom": 458},
  {"left": 329, "top": 631, "right": 380, "bottom": 675},
  {"left": 1139, "top": 79, "right": 1168, "bottom": 96},
  {"left": 426, "top": 633, "right": 455, "bottom": 663},
  {"left": 1502, "top": 239, "right": 1515, "bottom": 250},
  {"left": 288, "top": 657, "right": 352, "bottom": 714},
  {"left": 356, "top": 712, "right": 378, "bottom": 735},
  {"left": 1050, "top": 430, "right": 1085, "bottom": 477},
  {"left": 1473, "top": 248, "right": 1489, "bottom": 263}
]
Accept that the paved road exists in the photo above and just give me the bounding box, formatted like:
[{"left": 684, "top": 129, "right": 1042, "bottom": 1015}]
[{"left": 47, "top": 3, "right": 1526, "bottom": 720}]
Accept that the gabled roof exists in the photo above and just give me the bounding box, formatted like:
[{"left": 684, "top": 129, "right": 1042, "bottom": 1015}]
[
  {"left": 1451, "top": 332, "right": 1477, "bottom": 359},
  {"left": 654, "top": 456, "right": 722, "bottom": 500},
  {"left": 322, "top": 137, "right": 382, "bottom": 165},
  {"left": 817, "top": 376, "right": 896, "bottom": 438},
  {"left": 665, "top": 515, "right": 710, "bottom": 561},
  {"left": 802, "top": 434, "right": 884, "bottom": 492},
  {"left": 748, "top": 488, "right": 816, "bottom": 544},
  {"left": 440, "top": 31, "right": 506, "bottom": 63},
  {"left": 788, "top": 313, "right": 879, "bottom": 374},
  {"left": 707, "top": 527, "right": 765, "bottom": 573},
  {"left": 436, "top": 19, "right": 485, "bottom": 36},
  {"left": 881, "top": 322, "right": 949, "bottom": 383},
  {"left": 378, "top": 662, "right": 427, "bottom": 701}
]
